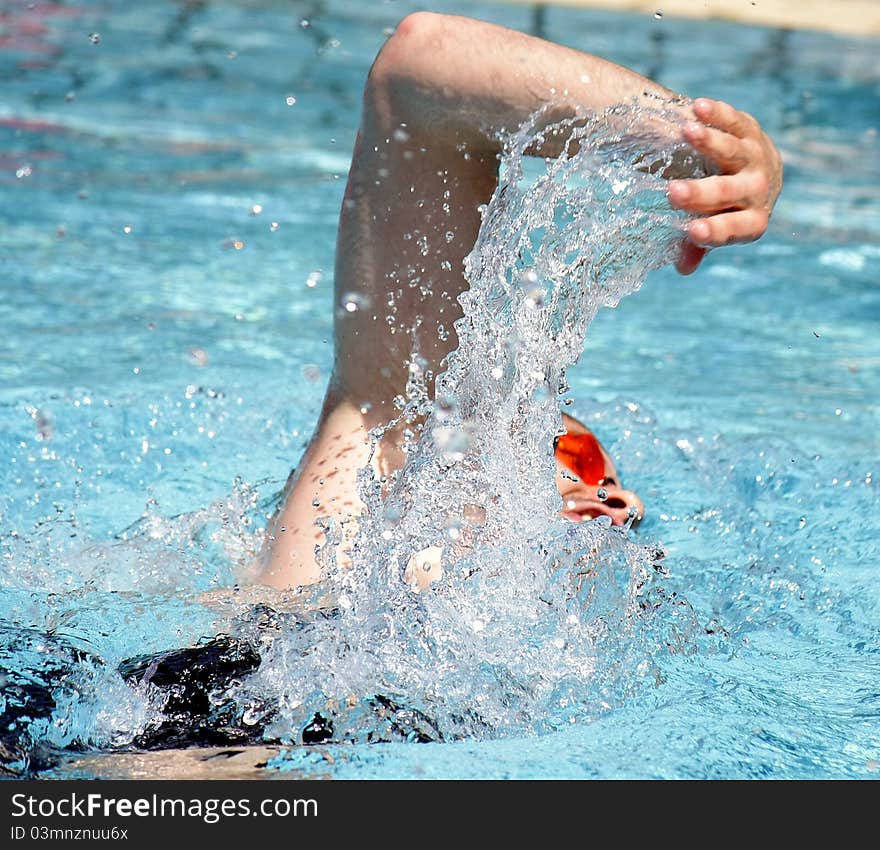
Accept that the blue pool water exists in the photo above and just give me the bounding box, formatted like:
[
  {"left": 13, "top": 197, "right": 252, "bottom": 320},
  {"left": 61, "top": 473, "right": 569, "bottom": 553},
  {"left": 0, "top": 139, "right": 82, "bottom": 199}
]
[{"left": 2, "top": 0, "right": 879, "bottom": 778}]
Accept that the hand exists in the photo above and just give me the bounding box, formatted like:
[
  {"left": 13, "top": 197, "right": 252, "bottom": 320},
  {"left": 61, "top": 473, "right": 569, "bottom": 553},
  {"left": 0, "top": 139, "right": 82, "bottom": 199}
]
[{"left": 668, "top": 98, "right": 783, "bottom": 275}]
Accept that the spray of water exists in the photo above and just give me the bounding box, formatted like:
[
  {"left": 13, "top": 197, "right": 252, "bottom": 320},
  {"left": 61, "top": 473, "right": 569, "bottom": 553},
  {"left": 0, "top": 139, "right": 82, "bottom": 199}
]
[
  {"left": 0, "top": 104, "right": 710, "bottom": 768},
  {"left": 231, "top": 102, "right": 708, "bottom": 742}
]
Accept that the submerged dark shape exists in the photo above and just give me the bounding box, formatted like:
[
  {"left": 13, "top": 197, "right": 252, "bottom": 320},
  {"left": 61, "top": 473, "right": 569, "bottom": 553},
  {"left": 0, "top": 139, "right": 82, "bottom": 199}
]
[
  {"left": 0, "top": 608, "right": 453, "bottom": 778},
  {"left": 119, "top": 630, "right": 447, "bottom": 749},
  {"left": 0, "top": 625, "right": 101, "bottom": 777},
  {"left": 118, "top": 634, "right": 265, "bottom": 750}
]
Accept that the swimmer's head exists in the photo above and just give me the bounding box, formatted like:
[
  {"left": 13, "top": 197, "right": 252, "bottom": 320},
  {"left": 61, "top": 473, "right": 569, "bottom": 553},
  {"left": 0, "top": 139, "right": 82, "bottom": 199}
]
[{"left": 554, "top": 429, "right": 644, "bottom": 526}]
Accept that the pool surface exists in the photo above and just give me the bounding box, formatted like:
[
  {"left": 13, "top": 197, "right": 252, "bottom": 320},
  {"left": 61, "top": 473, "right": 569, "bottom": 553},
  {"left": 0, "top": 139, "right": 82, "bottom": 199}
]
[{"left": 1, "top": 0, "right": 879, "bottom": 779}]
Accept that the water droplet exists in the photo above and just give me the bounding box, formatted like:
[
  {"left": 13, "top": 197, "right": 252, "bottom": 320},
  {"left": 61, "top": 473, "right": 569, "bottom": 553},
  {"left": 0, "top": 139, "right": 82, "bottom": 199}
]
[
  {"left": 227, "top": 50, "right": 237, "bottom": 60},
  {"left": 285, "top": 95, "right": 297, "bottom": 106},
  {"left": 408, "top": 354, "right": 428, "bottom": 375},
  {"left": 270, "top": 221, "right": 279, "bottom": 232},
  {"left": 434, "top": 395, "right": 457, "bottom": 423},
  {"left": 490, "top": 366, "right": 503, "bottom": 380},
  {"left": 242, "top": 705, "right": 261, "bottom": 725},
  {"left": 445, "top": 231, "right": 455, "bottom": 243},
  {"left": 306, "top": 270, "right": 322, "bottom": 288},
  {"left": 519, "top": 268, "right": 539, "bottom": 287},
  {"left": 341, "top": 291, "right": 370, "bottom": 313},
  {"left": 393, "top": 127, "right": 410, "bottom": 143},
  {"left": 250, "top": 204, "right": 263, "bottom": 216},
  {"left": 518, "top": 270, "right": 547, "bottom": 308},
  {"left": 597, "top": 487, "right": 609, "bottom": 501},
  {"left": 433, "top": 425, "right": 471, "bottom": 461},
  {"left": 15, "top": 165, "right": 32, "bottom": 179},
  {"left": 122, "top": 225, "right": 132, "bottom": 234},
  {"left": 89, "top": 32, "right": 101, "bottom": 44},
  {"left": 311, "top": 497, "right": 321, "bottom": 508},
  {"left": 798, "top": 516, "right": 807, "bottom": 529},
  {"left": 444, "top": 517, "right": 462, "bottom": 541},
  {"left": 299, "top": 18, "right": 311, "bottom": 28},
  {"left": 524, "top": 286, "right": 545, "bottom": 309},
  {"left": 187, "top": 347, "right": 209, "bottom": 367},
  {"left": 65, "top": 91, "right": 76, "bottom": 102},
  {"left": 654, "top": 10, "right": 663, "bottom": 19},
  {"left": 359, "top": 402, "right": 372, "bottom": 415}
]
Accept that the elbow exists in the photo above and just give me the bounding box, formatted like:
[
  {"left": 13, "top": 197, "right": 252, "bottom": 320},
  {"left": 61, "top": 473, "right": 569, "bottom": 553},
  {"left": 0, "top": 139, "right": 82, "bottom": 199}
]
[
  {"left": 366, "top": 12, "right": 443, "bottom": 98},
  {"left": 394, "top": 10, "right": 443, "bottom": 40}
]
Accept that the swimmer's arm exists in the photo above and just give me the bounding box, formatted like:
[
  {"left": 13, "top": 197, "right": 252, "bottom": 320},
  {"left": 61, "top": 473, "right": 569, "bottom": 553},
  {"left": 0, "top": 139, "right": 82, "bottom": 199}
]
[
  {"left": 367, "top": 12, "right": 680, "bottom": 156},
  {"left": 368, "top": 13, "right": 782, "bottom": 273}
]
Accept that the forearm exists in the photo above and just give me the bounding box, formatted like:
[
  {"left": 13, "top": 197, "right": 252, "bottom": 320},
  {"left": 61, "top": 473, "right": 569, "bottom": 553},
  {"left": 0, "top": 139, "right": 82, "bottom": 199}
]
[{"left": 367, "top": 12, "right": 682, "bottom": 154}]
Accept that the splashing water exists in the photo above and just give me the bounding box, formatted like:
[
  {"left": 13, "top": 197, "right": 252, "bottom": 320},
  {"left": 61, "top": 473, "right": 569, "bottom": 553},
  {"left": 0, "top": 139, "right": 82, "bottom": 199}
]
[
  {"left": 232, "top": 103, "right": 709, "bottom": 742},
  {"left": 1, "top": 104, "right": 711, "bottom": 769}
]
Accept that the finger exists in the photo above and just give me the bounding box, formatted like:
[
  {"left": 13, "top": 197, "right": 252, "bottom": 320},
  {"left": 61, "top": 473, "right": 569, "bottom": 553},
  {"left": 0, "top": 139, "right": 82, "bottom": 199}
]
[
  {"left": 668, "top": 174, "right": 748, "bottom": 214},
  {"left": 675, "top": 239, "right": 708, "bottom": 275},
  {"left": 682, "top": 122, "right": 749, "bottom": 172},
  {"left": 561, "top": 510, "right": 585, "bottom": 522},
  {"left": 692, "top": 98, "right": 759, "bottom": 140},
  {"left": 687, "top": 208, "right": 769, "bottom": 248}
]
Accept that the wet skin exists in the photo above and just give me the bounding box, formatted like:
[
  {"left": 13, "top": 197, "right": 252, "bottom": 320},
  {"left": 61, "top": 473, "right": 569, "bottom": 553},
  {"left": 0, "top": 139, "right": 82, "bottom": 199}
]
[{"left": 254, "top": 13, "right": 782, "bottom": 590}]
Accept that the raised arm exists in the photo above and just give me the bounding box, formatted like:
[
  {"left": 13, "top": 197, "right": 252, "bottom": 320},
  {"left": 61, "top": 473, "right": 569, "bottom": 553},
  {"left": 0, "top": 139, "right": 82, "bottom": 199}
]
[
  {"left": 366, "top": 12, "right": 782, "bottom": 270},
  {"left": 257, "top": 13, "right": 781, "bottom": 589},
  {"left": 367, "top": 11, "right": 681, "bottom": 153}
]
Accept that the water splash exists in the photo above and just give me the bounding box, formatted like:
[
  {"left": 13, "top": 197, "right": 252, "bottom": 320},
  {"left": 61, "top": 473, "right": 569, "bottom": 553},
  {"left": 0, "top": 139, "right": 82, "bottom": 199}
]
[
  {"left": 1, "top": 104, "right": 711, "bottom": 767},
  {"left": 234, "top": 103, "right": 708, "bottom": 741}
]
